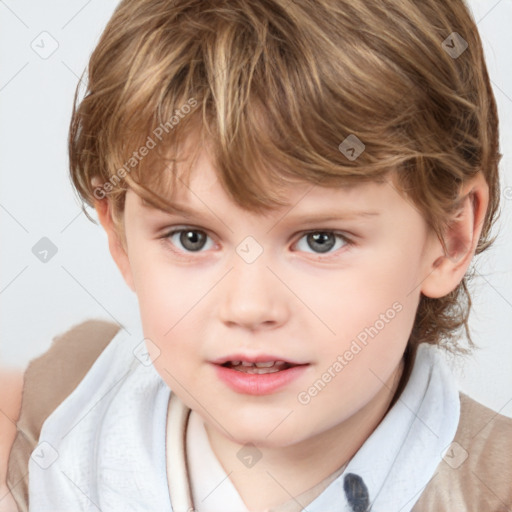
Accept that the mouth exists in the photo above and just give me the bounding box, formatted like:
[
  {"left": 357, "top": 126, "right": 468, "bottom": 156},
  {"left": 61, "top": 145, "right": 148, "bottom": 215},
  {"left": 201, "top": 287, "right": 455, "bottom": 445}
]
[
  {"left": 219, "top": 360, "right": 301, "bottom": 374},
  {"left": 212, "top": 359, "right": 310, "bottom": 395}
]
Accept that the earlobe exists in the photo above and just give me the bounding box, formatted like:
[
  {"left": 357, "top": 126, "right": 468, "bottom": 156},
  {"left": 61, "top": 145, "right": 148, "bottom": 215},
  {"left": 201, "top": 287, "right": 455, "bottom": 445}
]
[
  {"left": 92, "top": 181, "right": 136, "bottom": 293},
  {"left": 420, "top": 172, "right": 489, "bottom": 299}
]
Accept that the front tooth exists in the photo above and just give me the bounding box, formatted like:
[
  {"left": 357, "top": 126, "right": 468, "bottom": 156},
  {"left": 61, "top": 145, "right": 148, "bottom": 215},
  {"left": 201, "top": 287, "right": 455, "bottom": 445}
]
[
  {"left": 241, "top": 361, "right": 253, "bottom": 367},
  {"left": 230, "top": 360, "right": 241, "bottom": 366},
  {"left": 254, "top": 361, "right": 276, "bottom": 368}
]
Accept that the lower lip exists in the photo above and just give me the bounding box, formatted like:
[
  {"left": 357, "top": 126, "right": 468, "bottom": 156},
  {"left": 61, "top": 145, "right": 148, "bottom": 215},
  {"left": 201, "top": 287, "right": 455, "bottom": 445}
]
[{"left": 213, "top": 364, "right": 309, "bottom": 395}]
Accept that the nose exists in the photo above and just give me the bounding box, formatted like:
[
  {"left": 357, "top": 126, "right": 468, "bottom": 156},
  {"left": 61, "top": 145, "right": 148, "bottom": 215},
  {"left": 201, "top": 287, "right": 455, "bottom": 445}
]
[{"left": 218, "top": 254, "right": 290, "bottom": 331}]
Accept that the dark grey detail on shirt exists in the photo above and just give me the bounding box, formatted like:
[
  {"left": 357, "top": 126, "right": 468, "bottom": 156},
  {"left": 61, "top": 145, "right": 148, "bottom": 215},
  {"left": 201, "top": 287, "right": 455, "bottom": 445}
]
[{"left": 343, "top": 473, "right": 370, "bottom": 512}]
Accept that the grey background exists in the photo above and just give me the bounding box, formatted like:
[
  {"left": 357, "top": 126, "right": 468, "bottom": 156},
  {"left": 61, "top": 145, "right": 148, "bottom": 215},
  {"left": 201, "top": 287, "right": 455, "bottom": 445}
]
[{"left": 1, "top": 0, "right": 511, "bottom": 417}]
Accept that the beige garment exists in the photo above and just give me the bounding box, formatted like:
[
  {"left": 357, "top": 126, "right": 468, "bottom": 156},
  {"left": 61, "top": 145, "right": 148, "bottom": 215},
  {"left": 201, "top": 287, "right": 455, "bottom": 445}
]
[
  {"left": 6, "top": 319, "right": 120, "bottom": 512},
  {"left": 6, "top": 320, "right": 512, "bottom": 511}
]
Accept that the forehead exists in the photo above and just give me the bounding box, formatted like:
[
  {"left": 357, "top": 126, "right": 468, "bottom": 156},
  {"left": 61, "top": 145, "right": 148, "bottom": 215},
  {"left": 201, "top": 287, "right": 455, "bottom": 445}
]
[
  {"left": 135, "top": 175, "right": 391, "bottom": 228},
  {"left": 139, "top": 140, "right": 394, "bottom": 211}
]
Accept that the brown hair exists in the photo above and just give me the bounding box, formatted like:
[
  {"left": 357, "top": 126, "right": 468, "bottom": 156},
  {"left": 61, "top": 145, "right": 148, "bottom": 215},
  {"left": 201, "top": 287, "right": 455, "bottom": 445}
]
[{"left": 68, "top": 0, "right": 501, "bottom": 403}]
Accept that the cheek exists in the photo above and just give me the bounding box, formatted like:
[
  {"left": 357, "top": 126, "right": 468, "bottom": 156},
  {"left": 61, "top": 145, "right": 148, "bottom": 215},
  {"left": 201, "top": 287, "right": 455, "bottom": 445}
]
[
  {"left": 135, "top": 273, "right": 202, "bottom": 384},
  {"left": 128, "top": 249, "right": 179, "bottom": 332},
  {"left": 329, "top": 262, "right": 413, "bottom": 322},
  {"left": 306, "top": 247, "right": 421, "bottom": 362},
  {"left": 129, "top": 251, "right": 211, "bottom": 370}
]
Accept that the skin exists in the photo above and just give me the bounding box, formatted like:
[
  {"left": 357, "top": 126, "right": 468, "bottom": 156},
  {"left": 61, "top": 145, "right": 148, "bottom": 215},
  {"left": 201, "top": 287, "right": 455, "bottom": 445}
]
[
  {"left": 94, "top": 140, "right": 489, "bottom": 511},
  {"left": 0, "top": 370, "right": 23, "bottom": 512}
]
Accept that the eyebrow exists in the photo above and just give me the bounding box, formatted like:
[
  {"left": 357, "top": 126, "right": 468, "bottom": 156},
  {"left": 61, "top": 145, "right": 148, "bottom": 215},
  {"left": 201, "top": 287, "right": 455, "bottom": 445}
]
[
  {"left": 140, "top": 197, "right": 380, "bottom": 223},
  {"left": 141, "top": 197, "right": 197, "bottom": 217}
]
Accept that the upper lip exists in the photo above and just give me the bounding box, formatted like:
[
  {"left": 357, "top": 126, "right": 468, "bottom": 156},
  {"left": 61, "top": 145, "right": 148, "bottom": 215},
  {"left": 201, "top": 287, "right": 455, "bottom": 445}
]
[{"left": 212, "top": 354, "right": 308, "bottom": 365}]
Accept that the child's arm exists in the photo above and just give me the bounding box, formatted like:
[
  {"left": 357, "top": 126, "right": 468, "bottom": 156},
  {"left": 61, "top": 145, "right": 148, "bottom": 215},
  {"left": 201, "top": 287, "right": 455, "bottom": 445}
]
[{"left": 0, "top": 369, "right": 23, "bottom": 512}]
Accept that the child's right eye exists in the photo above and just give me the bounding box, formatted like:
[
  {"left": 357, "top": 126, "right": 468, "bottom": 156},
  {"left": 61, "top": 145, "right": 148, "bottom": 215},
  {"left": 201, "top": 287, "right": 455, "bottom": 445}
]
[{"left": 162, "top": 228, "right": 214, "bottom": 253}]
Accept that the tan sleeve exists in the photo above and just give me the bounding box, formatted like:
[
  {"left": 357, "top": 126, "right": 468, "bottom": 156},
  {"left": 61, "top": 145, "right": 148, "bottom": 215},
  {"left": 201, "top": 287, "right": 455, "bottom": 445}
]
[
  {"left": 412, "top": 391, "right": 512, "bottom": 511},
  {"left": 6, "top": 319, "right": 121, "bottom": 512}
]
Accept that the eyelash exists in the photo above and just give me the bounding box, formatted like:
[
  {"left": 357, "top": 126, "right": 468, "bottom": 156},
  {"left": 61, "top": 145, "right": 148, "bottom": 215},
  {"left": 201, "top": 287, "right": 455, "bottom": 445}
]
[{"left": 159, "top": 226, "right": 354, "bottom": 259}]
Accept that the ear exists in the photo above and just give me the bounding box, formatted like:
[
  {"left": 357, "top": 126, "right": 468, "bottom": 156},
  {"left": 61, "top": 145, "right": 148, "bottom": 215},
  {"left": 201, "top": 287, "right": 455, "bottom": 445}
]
[
  {"left": 92, "top": 178, "right": 136, "bottom": 293},
  {"left": 420, "top": 171, "right": 489, "bottom": 299}
]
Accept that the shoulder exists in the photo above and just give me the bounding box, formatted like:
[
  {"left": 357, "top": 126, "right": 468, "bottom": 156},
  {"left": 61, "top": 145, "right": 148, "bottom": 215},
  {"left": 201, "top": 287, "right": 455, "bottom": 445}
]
[
  {"left": 15, "top": 318, "right": 122, "bottom": 433},
  {"left": 5, "top": 319, "right": 121, "bottom": 511},
  {"left": 16, "top": 317, "right": 122, "bottom": 433},
  {"left": 453, "top": 392, "right": 512, "bottom": 484},
  {"left": 413, "top": 391, "right": 512, "bottom": 511},
  {"left": 456, "top": 391, "right": 512, "bottom": 451}
]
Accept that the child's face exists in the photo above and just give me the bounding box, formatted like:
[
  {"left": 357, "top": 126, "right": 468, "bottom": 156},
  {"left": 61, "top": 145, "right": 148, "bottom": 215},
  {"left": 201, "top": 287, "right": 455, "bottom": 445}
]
[{"left": 116, "top": 146, "right": 443, "bottom": 448}]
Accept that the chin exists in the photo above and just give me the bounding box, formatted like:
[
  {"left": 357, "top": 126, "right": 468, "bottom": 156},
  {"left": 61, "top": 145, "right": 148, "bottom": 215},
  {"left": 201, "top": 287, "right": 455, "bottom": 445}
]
[
  {"left": 233, "top": 432, "right": 295, "bottom": 449},
  {"left": 224, "top": 420, "right": 304, "bottom": 449}
]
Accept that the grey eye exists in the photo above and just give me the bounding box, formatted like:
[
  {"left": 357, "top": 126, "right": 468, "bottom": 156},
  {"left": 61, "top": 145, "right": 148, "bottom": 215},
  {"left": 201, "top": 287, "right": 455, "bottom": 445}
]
[
  {"left": 305, "top": 232, "right": 336, "bottom": 253},
  {"left": 294, "top": 231, "right": 350, "bottom": 255},
  {"left": 167, "top": 229, "right": 212, "bottom": 252},
  {"left": 180, "top": 230, "right": 207, "bottom": 251}
]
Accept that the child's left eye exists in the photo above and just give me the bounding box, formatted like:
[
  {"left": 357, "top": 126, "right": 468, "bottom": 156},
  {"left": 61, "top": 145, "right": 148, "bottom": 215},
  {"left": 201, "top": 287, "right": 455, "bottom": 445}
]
[
  {"left": 293, "top": 231, "right": 351, "bottom": 255},
  {"left": 160, "top": 228, "right": 351, "bottom": 256}
]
